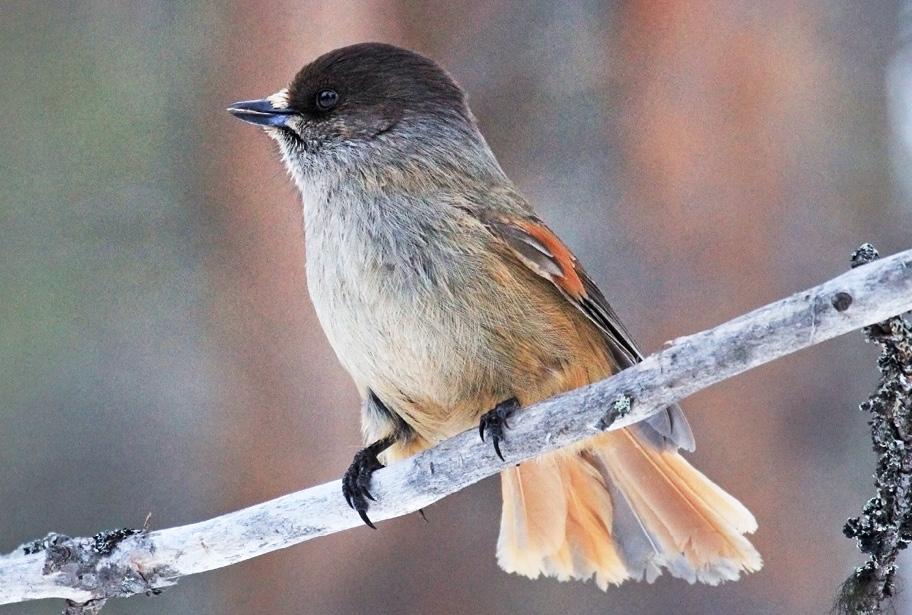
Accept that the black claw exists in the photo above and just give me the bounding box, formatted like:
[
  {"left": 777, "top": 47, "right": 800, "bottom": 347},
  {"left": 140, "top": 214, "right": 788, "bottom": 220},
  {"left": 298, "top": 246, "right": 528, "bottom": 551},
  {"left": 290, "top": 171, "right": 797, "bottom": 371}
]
[
  {"left": 358, "top": 509, "right": 377, "bottom": 530},
  {"left": 342, "top": 438, "right": 393, "bottom": 529},
  {"left": 478, "top": 397, "right": 519, "bottom": 461}
]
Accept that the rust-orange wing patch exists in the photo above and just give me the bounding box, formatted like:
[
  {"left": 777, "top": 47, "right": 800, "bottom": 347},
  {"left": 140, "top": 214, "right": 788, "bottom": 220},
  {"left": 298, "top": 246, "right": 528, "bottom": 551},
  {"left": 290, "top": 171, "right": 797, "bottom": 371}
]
[
  {"left": 480, "top": 214, "right": 639, "bottom": 366},
  {"left": 509, "top": 218, "right": 586, "bottom": 299}
]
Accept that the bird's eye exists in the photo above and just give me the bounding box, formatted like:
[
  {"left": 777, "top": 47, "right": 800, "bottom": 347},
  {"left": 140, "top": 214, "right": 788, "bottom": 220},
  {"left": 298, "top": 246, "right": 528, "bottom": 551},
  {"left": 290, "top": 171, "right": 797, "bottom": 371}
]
[{"left": 316, "top": 89, "right": 339, "bottom": 111}]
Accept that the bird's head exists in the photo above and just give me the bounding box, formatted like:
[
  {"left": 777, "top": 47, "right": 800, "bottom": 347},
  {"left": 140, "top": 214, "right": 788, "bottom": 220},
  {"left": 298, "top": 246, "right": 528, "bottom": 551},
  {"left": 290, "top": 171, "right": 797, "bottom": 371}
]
[{"left": 228, "top": 43, "right": 494, "bottom": 185}]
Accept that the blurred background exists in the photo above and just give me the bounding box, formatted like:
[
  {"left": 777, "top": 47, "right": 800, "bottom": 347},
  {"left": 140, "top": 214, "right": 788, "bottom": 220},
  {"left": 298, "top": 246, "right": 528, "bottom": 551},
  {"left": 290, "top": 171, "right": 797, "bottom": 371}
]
[{"left": 2, "top": 1, "right": 911, "bottom": 613}]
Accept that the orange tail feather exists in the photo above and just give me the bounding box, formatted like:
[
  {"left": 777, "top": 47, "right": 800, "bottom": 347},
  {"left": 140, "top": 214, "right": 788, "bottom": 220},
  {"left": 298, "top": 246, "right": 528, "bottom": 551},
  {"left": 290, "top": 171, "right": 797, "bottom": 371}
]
[{"left": 496, "top": 428, "right": 761, "bottom": 589}]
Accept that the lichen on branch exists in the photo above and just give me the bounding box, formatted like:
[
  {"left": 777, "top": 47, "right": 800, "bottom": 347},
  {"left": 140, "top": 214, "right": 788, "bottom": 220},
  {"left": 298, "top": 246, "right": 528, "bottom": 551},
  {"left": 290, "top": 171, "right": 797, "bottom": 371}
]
[{"left": 837, "top": 244, "right": 912, "bottom": 615}]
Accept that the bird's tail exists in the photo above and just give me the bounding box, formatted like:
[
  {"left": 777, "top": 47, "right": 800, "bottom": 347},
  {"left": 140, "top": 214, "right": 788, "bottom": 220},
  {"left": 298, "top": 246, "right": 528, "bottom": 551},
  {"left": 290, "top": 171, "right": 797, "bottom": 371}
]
[{"left": 496, "top": 427, "right": 762, "bottom": 589}]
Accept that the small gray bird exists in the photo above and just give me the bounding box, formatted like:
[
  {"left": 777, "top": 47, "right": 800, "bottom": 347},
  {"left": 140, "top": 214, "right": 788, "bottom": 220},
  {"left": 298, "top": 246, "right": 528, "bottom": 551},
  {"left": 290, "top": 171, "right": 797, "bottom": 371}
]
[{"left": 228, "top": 42, "right": 761, "bottom": 589}]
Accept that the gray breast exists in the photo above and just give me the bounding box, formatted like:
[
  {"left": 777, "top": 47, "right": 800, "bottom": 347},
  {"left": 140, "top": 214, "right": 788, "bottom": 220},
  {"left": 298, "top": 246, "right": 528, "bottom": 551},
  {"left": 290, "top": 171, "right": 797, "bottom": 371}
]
[{"left": 301, "top": 187, "right": 501, "bottom": 409}]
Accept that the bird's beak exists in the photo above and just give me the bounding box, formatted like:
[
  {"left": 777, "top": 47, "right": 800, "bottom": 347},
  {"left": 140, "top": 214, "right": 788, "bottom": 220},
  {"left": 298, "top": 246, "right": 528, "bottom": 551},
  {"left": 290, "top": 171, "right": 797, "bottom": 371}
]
[{"left": 226, "top": 98, "right": 295, "bottom": 127}]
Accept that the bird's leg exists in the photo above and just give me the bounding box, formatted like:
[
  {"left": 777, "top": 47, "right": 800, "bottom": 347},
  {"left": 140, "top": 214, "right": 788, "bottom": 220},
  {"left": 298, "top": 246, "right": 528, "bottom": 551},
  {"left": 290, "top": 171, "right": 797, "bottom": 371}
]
[
  {"left": 342, "top": 435, "right": 395, "bottom": 529},
  {"left": 478, "top": 397, "right": 520, "bottom": 461}
]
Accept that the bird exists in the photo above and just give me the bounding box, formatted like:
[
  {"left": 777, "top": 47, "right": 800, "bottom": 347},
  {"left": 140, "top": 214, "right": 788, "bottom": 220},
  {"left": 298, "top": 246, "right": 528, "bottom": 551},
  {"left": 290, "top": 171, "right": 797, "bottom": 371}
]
[{"left": 227, "top": 42, "right": 761, "bottom": 589}]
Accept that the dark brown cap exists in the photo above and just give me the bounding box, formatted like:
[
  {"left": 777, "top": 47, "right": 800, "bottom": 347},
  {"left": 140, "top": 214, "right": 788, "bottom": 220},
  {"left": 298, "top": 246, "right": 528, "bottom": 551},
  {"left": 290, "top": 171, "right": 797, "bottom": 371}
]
[{"left": 286, "top": 43, "right": 469, "bottom": 125}]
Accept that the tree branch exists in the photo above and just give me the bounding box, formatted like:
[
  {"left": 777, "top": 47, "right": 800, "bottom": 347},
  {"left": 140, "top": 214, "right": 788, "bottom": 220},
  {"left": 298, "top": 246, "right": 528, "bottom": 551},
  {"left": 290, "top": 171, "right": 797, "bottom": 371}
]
[{"left": 3, "top": 247, "right": 912, "bottom": 612}]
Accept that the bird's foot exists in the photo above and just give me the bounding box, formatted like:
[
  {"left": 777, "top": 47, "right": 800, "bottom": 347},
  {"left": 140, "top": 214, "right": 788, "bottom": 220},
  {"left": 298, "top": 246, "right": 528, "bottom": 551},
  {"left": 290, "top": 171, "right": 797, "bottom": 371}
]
[
  {"left": 478, "top": 397, "right": 520, "bottom": 461},
  {"left": 342, "top": 439, "right": 390, "bottom": 529}
]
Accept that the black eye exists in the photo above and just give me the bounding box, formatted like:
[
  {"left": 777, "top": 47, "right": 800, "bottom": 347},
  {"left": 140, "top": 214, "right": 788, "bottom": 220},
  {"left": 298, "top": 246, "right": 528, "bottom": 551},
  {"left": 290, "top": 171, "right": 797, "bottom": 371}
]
[{"left": 316, "top": 89, "right": 339, "bottom": 111}]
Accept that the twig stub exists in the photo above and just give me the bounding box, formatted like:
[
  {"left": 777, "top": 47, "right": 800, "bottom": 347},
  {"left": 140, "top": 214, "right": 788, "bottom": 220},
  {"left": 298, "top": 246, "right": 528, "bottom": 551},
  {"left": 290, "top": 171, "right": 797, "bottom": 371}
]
[{"left": 832, "top": 292, "right": 854, "bottom": 312}]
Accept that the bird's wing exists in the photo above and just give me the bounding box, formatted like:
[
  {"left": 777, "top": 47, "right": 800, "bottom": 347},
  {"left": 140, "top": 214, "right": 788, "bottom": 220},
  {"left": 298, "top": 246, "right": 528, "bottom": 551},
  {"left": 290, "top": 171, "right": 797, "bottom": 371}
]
[{"left": 477, "top": 212, "right": 695, "bottom": 451}]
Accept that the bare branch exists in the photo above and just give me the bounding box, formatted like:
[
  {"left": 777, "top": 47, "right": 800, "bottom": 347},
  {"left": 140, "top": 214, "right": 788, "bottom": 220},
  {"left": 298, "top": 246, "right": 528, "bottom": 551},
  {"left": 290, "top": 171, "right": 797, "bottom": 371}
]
[{"left": 3, "top": 247, "right": 912, "bottom": 611}]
